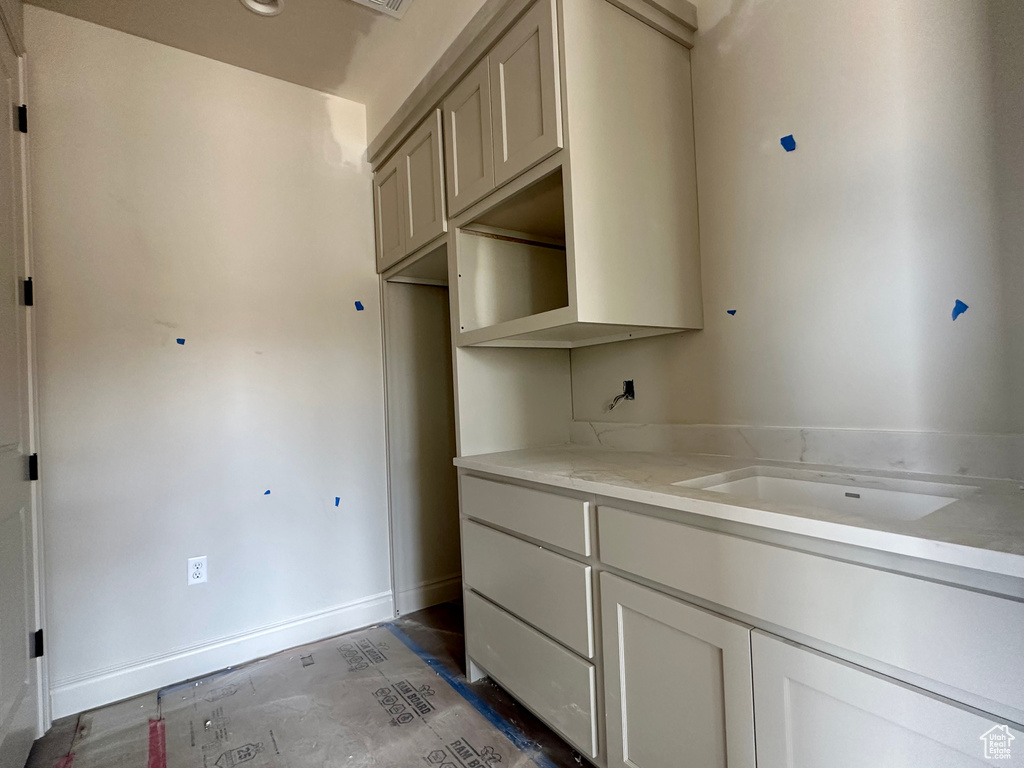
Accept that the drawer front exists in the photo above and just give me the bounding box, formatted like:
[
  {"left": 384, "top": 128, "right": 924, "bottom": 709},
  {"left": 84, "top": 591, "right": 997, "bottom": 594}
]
[
  {"left": 465, "top": 590, "right": 598, "bottom": 758},
  {"left": 599, "top": 506, "right": 1024, "bottom": 719},
  {"left": 461, "top": 475, "right": 591, "bottom": 555},
  {"left": 463, "top": 519, "right": 594, "bottom": 657}
]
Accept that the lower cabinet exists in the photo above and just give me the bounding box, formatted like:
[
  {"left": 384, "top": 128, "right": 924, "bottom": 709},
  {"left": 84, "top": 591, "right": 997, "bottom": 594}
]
[
  {"left": 752, "top": 631, "right": 1024, "bottom": 768},
  {"left": 465, "top": 590, "right": 599, "bottom": 759},
  {"left": 600, "top": 573, "right": 756, "bottom": 768}
]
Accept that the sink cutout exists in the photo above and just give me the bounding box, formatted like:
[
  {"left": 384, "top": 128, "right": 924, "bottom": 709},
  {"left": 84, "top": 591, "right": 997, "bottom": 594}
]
[{"left": 674, "top": 467, "right": 976, "bottom": 522}]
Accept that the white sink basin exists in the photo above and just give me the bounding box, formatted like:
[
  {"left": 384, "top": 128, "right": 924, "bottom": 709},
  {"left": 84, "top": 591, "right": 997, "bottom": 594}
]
[{"left": 675, "top": 466, "right": 975, "bottom": 522}]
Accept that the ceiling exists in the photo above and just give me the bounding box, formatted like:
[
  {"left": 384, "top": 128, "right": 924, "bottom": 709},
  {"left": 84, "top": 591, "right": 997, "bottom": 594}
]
[{"left": 24, "top": 0, "right": 488, "bottom": 139}]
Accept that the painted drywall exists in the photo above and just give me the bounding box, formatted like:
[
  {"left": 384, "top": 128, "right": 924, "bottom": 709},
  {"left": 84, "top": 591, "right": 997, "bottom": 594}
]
[
  {"left": 572, "top": 0, "right": 1024, "bottom": 436},
  {"left": 23, "top": 0, "right": 488, "bottom": 141},
  {"left": 383, "top": 282, "right": 461, "bottom": 615},
  {"left": 26, "top": 6, "right": 391, "bottom": 716}
]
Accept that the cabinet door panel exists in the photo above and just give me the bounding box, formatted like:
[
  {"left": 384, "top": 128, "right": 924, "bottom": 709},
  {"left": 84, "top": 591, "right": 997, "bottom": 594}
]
[
  {"left": 443, "top": 59, "right": 494, "bottom": 216},
  {"left": 489, "top": 0, "right": 562, "bottom": 186},
  {"left": 402, "top": 109, "right": 447, "bottom": 254},
  {"left": 601, "top": 573, "right": 756, "bottom": 768},
  {"left": 373, "top": 153, "right": 405, "bottom": 272},
  {"left": 752, "top": 631, "right": 1024, "bottom": 767}
]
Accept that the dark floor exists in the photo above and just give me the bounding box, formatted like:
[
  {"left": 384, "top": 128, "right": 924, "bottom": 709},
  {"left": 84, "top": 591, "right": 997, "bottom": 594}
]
[{"left": 25, "top": 601, "right": 583, "bottom": 768}]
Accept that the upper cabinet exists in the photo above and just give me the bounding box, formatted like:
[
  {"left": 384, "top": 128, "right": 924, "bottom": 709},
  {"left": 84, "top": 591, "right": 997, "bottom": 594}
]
[
  {"left": 372, "top": 0, "right": 701, "bottom": 348},
  {"left": 443, "top": 59, "right": 495, "bottom": 217},
  {"left": 443, "top": 0, "right": 562, "bottom": 218},
  {"left": 373, "top": 153, "right": 406, "bottom": 272},
  {"left": 374, "top": 110, "right": 447, "bottom": 272},
  {"left": 488, "top": 0, "right": 563, "bottom": 187}
]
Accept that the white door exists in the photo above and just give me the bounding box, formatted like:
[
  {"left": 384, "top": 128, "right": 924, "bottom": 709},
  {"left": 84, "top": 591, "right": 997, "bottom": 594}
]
[
  {"left": 601, "top": 573, "right": 756, "bottom": 768},
  {"left": 489, "top": 0, "right": 562, "bottom": 187},
  {"left": 0, "top": 36, "right": 42, "bottom": 768},
  {"left": 400, "top": 110, "right": 446, "bottom": 254},
  {"left": 752, "top": 631, "right": 1024, "bottom": 767},
  {"left": 443, "top": 58, "right": 494, "bottom": 216},
  {"left": 373, "top": 152, "right": 406, "bottom": 272}
]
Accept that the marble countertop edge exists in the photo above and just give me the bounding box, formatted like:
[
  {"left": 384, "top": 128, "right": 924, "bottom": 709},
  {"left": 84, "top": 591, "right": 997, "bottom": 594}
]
[{"left": 453, "top": 446, "right": 1024, "bottom": 581}]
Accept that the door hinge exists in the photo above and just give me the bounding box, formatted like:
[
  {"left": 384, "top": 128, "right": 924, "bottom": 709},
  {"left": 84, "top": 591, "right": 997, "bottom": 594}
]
[
  {"left": 30, "top": 629, "right": 43, "bottom": 659},
  {"left": 17, "top": 104, "right": 26, "bottom": 134},
  {"left": 28, "top": 453, "right": 38, "bottom": 481},
  {"left": 23, "top": 277, "right": 33, "bottom": 306}
]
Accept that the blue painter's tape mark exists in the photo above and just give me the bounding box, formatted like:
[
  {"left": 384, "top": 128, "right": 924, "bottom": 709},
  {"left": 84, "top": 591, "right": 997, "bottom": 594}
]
[
  {"left": 334, "top": 497, "right": 340, "bottom": 507},
  {"left": 727, "top": 309, "right": 737, "bottom": 316},
  {"left": 385, "top": 623, "right": 559, "bottom": 768},
  {"left": 264, "top": 490, "right": 271, "bottom": 495},
  {"left": 176, "top": 338, "right": 185, "bottom": 345},
  {"left": 354, "top": 301, "right": 364, "bottom": 311},
  {"left": 781, "top": 134, "right": 797, "bottom": 152},
  {"left": 952, "top": 299, "right": 969, "bottom": 321}
]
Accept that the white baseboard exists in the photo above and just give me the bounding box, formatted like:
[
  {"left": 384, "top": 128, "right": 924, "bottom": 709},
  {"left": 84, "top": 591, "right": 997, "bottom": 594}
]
[
  {"left": 396, "top": 575, "right": 462, "bottom": 616},
  {"left": 50, "top": 591, "right": 394, "bottom": 719}
]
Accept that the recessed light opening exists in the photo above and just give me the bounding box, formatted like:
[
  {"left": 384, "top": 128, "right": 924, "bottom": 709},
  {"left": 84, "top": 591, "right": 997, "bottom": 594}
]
[{"left": 240, "top": 0, "right": 283, "bottom": 16}]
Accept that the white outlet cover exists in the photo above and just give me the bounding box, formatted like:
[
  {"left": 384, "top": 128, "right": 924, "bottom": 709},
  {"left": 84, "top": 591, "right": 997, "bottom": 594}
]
[{"left": 188, "top": 556, "right": 207, "bottom": 585}]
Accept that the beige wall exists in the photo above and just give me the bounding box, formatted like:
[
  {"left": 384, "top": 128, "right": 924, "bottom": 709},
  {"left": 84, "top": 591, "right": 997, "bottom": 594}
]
[
  {"left": 572, "top": 0, "right": 1024, "bottom": 435},
  {"left": 26, "top": 7, "right": 391, "bottom": 717}
]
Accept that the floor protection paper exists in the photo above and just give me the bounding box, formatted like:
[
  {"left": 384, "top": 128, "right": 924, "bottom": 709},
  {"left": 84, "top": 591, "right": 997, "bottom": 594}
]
[{"left": 58, "top": 624, "right": 554, "bottom": 768}]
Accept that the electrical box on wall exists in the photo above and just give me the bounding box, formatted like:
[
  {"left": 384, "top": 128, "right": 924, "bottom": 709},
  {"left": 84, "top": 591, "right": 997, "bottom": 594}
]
[{"left": 348, "top": 0, "right": 413, "bottom": 19}]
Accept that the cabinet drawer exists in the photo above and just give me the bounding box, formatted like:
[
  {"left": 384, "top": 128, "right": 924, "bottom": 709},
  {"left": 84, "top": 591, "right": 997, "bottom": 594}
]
[
  {"left": 461, "top": 475, "right": 591, "bottom": 555},
  {"left": 599, "top": 506, "right": 1024, "bottom": 720},
  {"left": 465, "top": 590, "right": 598, "bottom": 758},
  {"left": 463, "top": 519, "right": 594, "bottom": 657}
]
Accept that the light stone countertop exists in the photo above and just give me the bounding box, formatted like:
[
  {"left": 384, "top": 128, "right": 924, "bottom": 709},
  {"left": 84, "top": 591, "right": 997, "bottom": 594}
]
[{"left": 454, "top": 444, "right": 1024, "bottom": 580}]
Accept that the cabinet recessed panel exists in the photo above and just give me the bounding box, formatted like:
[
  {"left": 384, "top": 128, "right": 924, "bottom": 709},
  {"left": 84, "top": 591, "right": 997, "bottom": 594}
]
[
  {"left": 489, "top": 0, "right": 562, "bottom": 186},
  {"left": 455, "top": 91, "right": 485, "bottom": 182},
  {"left": 402, "top": 110, "right": 446, "bottom": 254},
  {"left": 619, "top": 607, "right": 728, "bottom": 767},
  {"left": 444, "top": 59, "right": 494, "bottom": 215},
  {"left": 602, "top": 573, "right": 755, "bottom": 768},
  {"left": 752, "top": 631, "right": 1024, "bottom": 768},
  {"left": 374, "top": 160, "right": 404, "bottom": 271},
  {"left": 499, "top": 31, "right": 544, "bottom": 158}
]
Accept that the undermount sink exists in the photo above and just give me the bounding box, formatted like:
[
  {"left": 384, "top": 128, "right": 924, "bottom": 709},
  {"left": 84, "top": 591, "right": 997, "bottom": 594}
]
[{"left": 674, "top": 466, "right": 976, "bottom": 522}]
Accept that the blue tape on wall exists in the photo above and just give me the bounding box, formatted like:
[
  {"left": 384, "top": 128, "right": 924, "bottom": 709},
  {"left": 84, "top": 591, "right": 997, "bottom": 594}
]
[
  {"left": 354, "top": 301, "right": 364, "bottom": 311},
  {"left": 176, "top": 338, "right": 185, "bottom": 345},
  {"left": 780, "top": 135, "right": 797, "bottom": 152},
  {"left": 264, "top": 490, "right": 271, "bottom": 495},
  {"left": 727, "top": 309, "right": 737, "bottom": 316},
  {"left": 334, "top": 497, "right": 340, "bottom": 507},
  {"left": 952, "top": 299, "right": 969, "bottom": 321}
]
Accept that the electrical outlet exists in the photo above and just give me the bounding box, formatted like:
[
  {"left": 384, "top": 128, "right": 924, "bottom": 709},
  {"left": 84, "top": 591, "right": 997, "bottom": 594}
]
[{"left": 188, "top": 556, "right": 207, "bottom": 585}]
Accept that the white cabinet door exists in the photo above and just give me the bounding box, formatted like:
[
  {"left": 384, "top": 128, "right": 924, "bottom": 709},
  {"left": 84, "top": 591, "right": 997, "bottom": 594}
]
[
  {"left": 443, "top": 58, "right": 494, "bottom": 216},
  {"left": 373, "top": 151, "right": 405, "bottom": 272},
  {"left": 489, "top": 0, "right": 562, "bottom": 187},
  {"left": 601, "top": 574, "right": 756, "bottom": 768},
  {"left": 400, "top": 109, "right": 447, "bottom": 254},
  {"left": 752, "top": 631, "right": 1024, "bottom": 767}
]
